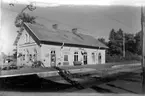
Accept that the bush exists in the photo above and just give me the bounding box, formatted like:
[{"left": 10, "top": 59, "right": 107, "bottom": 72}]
[
  {"left": 123, "top": 51, "right": 141, "bottom": 61},
  {"left": 106, "top": 54, "right": 122, "bottom": 63},
  {"left": 73, "top": 61, "right": 82, "bottom": 66},
  {"left": 106, "top": 51, "right": 141, "bottom": 63},
  {"left": 32, "top": 61, "right": 45, "bottom": 68}
]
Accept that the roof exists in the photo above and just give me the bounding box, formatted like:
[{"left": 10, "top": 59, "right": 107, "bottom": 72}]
[{"left": 23, "top": 23, "right": 108, "bottom": 49}]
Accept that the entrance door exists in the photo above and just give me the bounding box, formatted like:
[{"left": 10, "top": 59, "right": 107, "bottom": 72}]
[
  {"left": 50, "top": 50, "right": 56, "bottom": 67},
  {"left": 83, "top": 52, "right": 87, "bottom": 65},
  {"left": 98, "top": 53, "right": 101, "bottom": 64}
]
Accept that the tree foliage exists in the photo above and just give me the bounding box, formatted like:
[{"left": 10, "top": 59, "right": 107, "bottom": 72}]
[
  {"left": 108, "top": 28, "right": 124, "bottom": 55},
  {"left": 15, "top": 12, "right": 36, "bottom": 28},
  {"left": 98, "top": 38, "right": 107, "bottom": 45},
  {"left": 100, "top": 28, "right": 141, "bottom": 57},
  {"left": 109, "top": 29, "right": 116, "bottom": 40},
  {"left": 125, "top": 33, "right": 136, "bottom": 53},
  {"left": 102, "top": 28, "right": 142, "bottom": 62}
]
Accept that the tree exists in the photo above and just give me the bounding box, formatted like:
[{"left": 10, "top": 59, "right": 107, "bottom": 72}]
[
  {"left": 125, "top": 33, "right": 136, "bottom": 53},
  {"left": 116, "top": 28, "right": 123, "bottom": 40},
  {"left": 98, "top": 38, "right": 107, "bottom": 45},
  {"left": 15, "top": 12, "right": 36, "bottom": 29},
  {"left": 108, "top": 29, "right": 123, "bottom": 55},
  {"left": 109, "top": 29, "right": 116, "bottom": 41},
  {"left": 108, "top": 28, "right": 141, "bottom": 55}
]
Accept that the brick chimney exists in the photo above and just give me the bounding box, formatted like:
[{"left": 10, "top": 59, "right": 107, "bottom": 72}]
[
  {"left": 72, "top": 28, "right": 77, "bottom": 34},
  {"left": 52, "top": 24, "right": 58, "bottom": 30}
]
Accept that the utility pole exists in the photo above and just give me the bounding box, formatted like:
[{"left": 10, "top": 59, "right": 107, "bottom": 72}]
[
  {"left": 141, "top": 6, "right": 145, "bottom": 94},
  {"left": 123, "top": 31, "right": 125, "bottom": 57}
]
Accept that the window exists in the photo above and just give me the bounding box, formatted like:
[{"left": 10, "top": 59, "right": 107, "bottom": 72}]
[
  {"left": 83, "top": 52, "right": 87, "bottom": 65},
  {"left": 23, "top": 55, "right": 25, "bottom": 60},
  {"left": 64, "top": 55, "right": 68, "bottom": 61},
  {"left": 92, "top": 53, "right": 95, "bottom": 62},
  {"left": 33, "top": 48, "right": 37, "bottom": 61},
  {"left": 23, "top": 49, "right": 25, "bottom": 61},
  {"left": 29, "top": 54, "right": 32, "bottom": 61},
  {"left": 51, "top": 50, "right": 55, "bottom": 54},
  {"left": 98, "top": 53, "right": 102, "bottom": 63},
  {"left": 25, "top": 34, "right": 28, "bottom": 43},
  {"left": 25, "top": 34, "right": 31, "bottom": 43},
  {"left": 99, "top": 53, "right": 101, "bottom": 59},
  {"left": 74, "top": 52, "right": 78, "bottom": 61},
  {"left": 28, "top": 35, "right": 29, "bottom": 42},
  {"left": 51, "top": 50, "right": 56, "bottom": 63},
  {"left": 26, "top": 49, "right": 29, "bottom": 61}
]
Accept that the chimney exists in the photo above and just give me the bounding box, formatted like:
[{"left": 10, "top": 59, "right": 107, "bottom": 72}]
[
  {"left": 52, "top": 24, "right": 58, "bottom": 30},
  {"left": 72, "top": 28, "right": 77, "bottom": 34}
]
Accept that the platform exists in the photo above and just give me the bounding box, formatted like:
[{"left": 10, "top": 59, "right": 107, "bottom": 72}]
[
  {"left": 0, "top": 64, "right": 110, "bottom": 78},
  {"left": 0, "top": 63, "right": 141, "bottom": 84}
]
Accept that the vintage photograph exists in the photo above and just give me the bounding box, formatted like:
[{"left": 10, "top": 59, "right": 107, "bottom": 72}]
[{"left": 0, "top": 0, "right": 145, "bottom": 96}]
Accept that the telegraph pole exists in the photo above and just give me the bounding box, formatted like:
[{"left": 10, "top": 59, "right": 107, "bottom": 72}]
[
  {"left": 141, "top": 6, "right": 145, "bottom": 94},
  {"left": 123, "top": 31, "right": 125, "bottom": 57}
]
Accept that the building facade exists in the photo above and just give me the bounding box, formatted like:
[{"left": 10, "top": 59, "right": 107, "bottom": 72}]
[{"left": 14, "top": 23, "right": 107, "bottom": 67}]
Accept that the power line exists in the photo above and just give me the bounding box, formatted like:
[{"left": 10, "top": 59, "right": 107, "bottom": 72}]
[
  {"left": 35, "top": 16, "right": 89, "bottom": 32},
  {"left": 2, "top": 6, "right": 18, "bottom": 13},
  {"left": 3, "top": 1, "right": 138, "bottom": 34},
  {"left": 6, "top": 0, "right": 136, "bottom": 30},
  {"left": 2, "top": 2, "right": 88, "bottom": 32},
  {"left": 26, "top": 1, "right": 135, "bottom": 32},
  {"left": 103, "top": 14, "right": 132, "bottom": 29}
]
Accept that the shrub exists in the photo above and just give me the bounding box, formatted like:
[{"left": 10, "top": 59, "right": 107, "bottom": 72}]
[
  {"left": 106, "top": 51, "right": 141, "bottom": 63},
  {"left": 73, "top": 61, "right": 82, "bottom": 66}
]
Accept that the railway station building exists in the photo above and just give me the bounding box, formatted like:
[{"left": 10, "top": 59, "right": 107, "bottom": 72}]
[{"left": 14, "top": 23, "right": 107, "bottom": 67}]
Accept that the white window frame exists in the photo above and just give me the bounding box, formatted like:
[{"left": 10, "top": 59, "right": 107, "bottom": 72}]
[
  {"left": 74, "top": 52, "right": 78, "bottom": 61},
  {"left": 92, "top": 52, "right": 95, "bottom": 62},
  {"left": 64, "top": 54, "right": 68, "bottom": 61}
]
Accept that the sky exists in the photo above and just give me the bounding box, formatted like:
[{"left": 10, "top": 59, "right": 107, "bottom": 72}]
[{"left": 0, "top": 0, "right": 143, "bottom": 55}]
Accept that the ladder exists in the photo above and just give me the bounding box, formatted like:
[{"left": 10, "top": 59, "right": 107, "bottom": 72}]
[{"left": 53, "top": 66, "right": 84, "bottom": 89}]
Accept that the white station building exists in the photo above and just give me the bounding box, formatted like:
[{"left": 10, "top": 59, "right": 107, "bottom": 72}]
[{"left": 14, "top": 23, "right": 108, "bottom": 67}]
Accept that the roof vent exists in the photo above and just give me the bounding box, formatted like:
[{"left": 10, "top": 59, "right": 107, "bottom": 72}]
[{"left": 52, "top": 24, "right": 58, "bottom": 30}]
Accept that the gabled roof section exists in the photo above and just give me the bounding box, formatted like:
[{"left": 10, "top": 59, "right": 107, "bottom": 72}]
[{"left": 23, "top": 23, "right": 108, "bottom": 49}]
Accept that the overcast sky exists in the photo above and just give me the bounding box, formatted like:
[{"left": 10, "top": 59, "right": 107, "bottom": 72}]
[{"left": 0, "top": 2, "right": 141, "bottom": 55}]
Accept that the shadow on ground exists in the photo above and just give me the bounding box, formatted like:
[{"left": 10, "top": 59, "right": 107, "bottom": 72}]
[
  {"left": 0, "top": 75, "right": 72, "bottom": 92},
  {"left": 0, "top": 70, "right": 143, "bottom": 94}
]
